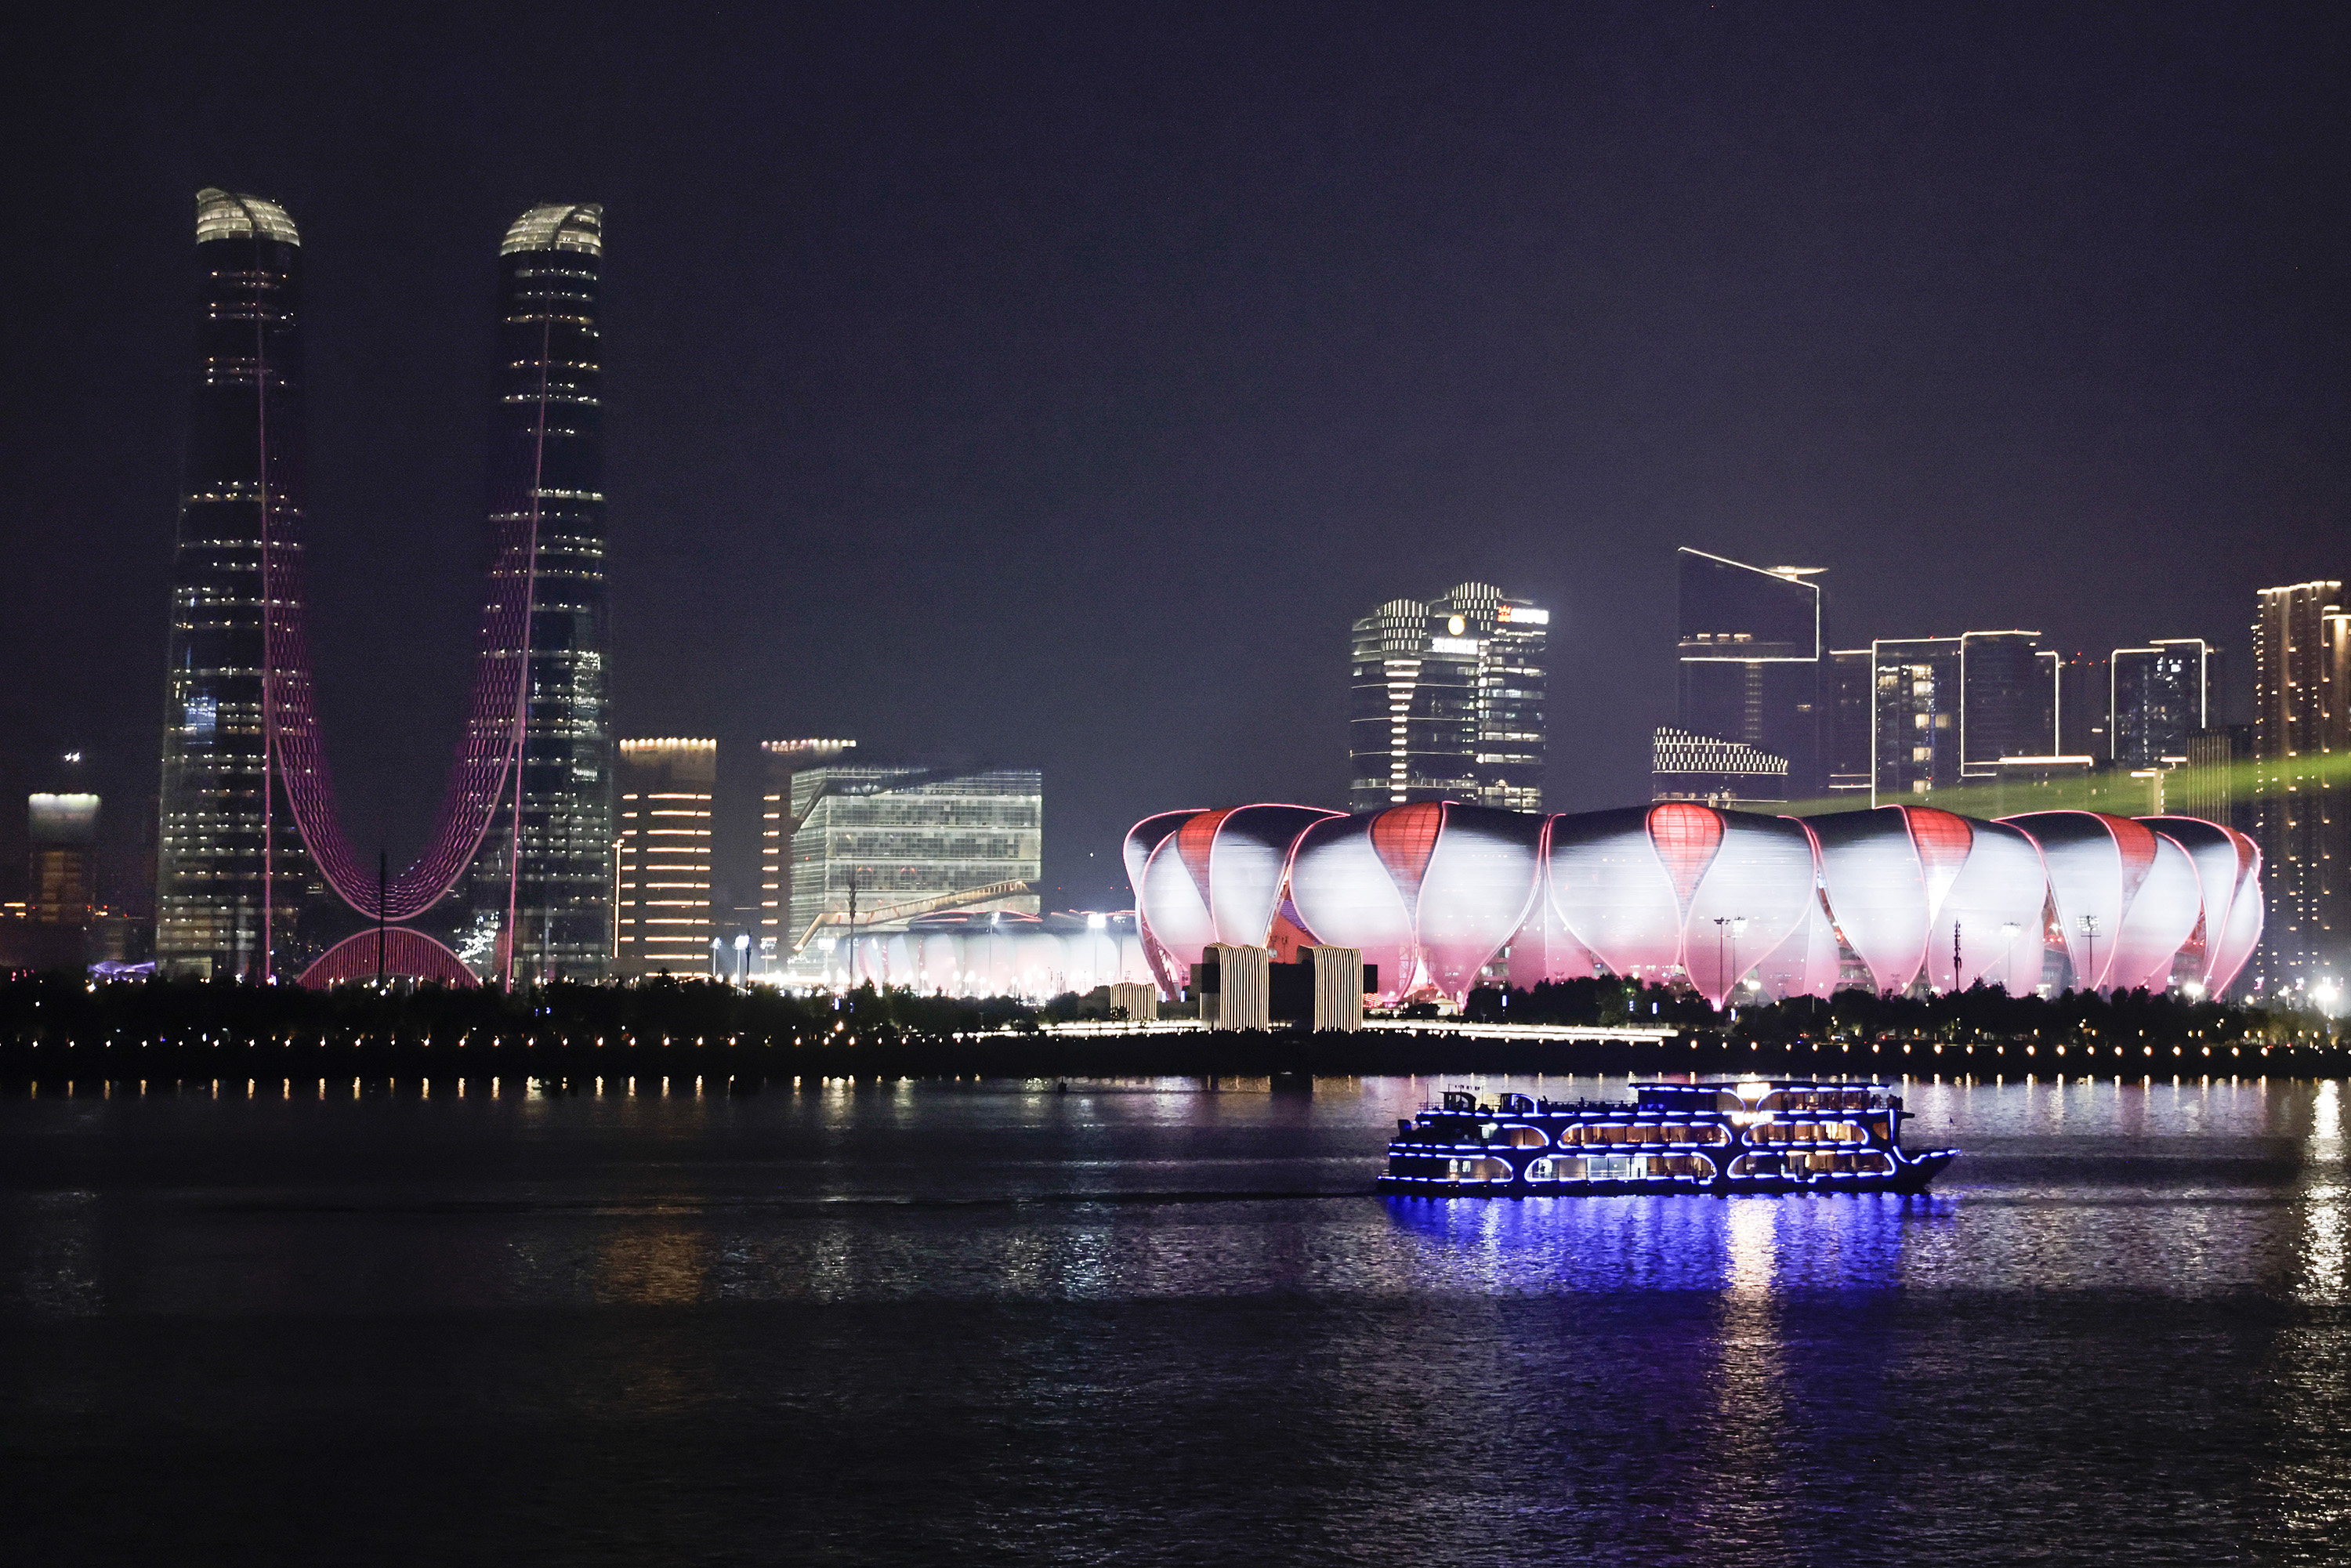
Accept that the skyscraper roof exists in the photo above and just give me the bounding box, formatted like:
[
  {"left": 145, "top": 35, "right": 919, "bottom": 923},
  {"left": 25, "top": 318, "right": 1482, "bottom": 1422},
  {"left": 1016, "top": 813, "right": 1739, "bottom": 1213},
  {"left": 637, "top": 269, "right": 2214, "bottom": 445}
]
[
  {"left": 500, "top": 202, "right": 603, "bottom": 255},
  {"left": 194, "top": 188, "right": 299, "bottom": 245}
]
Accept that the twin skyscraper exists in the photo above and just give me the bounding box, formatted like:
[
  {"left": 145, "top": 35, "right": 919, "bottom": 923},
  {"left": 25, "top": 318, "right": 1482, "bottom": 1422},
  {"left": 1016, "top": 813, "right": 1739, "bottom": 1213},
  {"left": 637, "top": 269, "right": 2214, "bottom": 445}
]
[{"left": 156, "top": 190, "right": 611, "bottom": 983}]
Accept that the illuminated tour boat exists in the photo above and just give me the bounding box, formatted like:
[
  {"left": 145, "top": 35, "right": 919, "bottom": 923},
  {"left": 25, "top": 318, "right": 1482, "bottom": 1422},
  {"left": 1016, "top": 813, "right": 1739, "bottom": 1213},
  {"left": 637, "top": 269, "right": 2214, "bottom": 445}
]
[{"left": 1378, "top": 1081, "right": 1958, "bottom": 1197}]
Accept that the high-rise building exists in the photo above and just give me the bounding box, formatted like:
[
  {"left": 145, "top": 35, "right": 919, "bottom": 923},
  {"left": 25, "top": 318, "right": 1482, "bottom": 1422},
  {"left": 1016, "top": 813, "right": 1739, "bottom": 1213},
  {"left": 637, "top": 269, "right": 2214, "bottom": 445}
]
[
  {"left": 2251, "top": 582, "right": 2348, "bottom": 990},
  {"left": 1825, "top": 649, "right": 1874, "bottom": 795},
  {"left": 1851, "top": 632, "right": 2059, "bottom": 802},
  {"left": 154, "top": 192, "right": 611, "bottom": 984},
  {"left": 760, "top": 738, "right": 857, "bottom": 961},
  {"left": 156, "top": 190, "right": 310, "bottom": 979},
  {"left": 1348, "top": 584, "right": 1547, "bottom": 813},
  {"left": 787, "top": 765, "right": 1042, "bottom": 954},
  {"left": 1665, "top": 549, "right": 1824, "bottom": 798},
  {"left": 2110, "top": 639, "right": 2217, "bottom": 770},
  {"left": 2052, "top": 650, "right": 2110, "bottom": 757},
  {"left": 27, "top": 794, "right": 98, "bottom": 928},
  {"left": 466, "top": 203, "right": 614, "bottom": 982},
  {"left": 613, "top": 740, "right": 715, "bottom": 976},
  {"left": 1871, "top": 638, "right": 1964, "bottom": 798},
  {"left": 1958, "top": 631, "right": 2056, "bottom": 777}
]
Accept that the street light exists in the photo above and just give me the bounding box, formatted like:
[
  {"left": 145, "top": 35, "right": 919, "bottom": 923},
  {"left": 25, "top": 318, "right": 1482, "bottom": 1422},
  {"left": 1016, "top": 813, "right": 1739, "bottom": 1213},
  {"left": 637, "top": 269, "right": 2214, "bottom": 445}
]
[
  {"left": 1712, "top": 916, "right": 1748, "bottom": 1009},
  {"left": 2076, "top": 914, "right": 2101, "bottom": 995}
]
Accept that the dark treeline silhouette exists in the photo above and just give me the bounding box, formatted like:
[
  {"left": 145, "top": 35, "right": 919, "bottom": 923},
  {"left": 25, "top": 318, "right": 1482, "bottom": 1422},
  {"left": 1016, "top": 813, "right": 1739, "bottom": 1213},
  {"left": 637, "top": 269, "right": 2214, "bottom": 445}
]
[
  {"left": 1465, "top": 976, "right": 2338, "bottom": 1048},
  {"left": 0, "top": 972, "right": 2340, "bottom": 1084}
]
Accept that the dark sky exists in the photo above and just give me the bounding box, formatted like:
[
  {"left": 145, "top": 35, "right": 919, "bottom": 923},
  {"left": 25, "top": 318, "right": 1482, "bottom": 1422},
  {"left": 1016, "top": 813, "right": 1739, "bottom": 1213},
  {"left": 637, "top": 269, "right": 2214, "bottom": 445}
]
[{"left": 2, "top": 1, "right": 2346, "bottom": 912}]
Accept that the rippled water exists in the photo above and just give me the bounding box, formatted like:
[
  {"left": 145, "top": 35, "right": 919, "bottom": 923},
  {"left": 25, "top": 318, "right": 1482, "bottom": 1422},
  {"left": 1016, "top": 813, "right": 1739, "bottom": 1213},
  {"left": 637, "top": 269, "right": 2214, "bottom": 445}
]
[{"left": 2, "top": 1073, "right": 2345, "bottom": 1564}]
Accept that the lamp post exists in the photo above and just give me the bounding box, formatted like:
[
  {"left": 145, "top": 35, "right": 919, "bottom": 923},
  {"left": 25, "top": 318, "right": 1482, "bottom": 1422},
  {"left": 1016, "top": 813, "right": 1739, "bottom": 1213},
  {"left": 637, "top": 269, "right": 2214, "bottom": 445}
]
[
  {"left": 2076, "top": 914, "right": 2101, "bottom": 996},
  {"left": 1712, "top": 915, "right": 1748, "bottom": 1009}
]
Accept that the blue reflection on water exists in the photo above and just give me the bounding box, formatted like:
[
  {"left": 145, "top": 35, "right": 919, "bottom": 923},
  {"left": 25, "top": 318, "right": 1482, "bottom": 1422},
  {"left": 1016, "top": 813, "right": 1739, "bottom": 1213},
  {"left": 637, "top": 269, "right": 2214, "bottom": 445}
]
[{"left": 1382, "top": 1191, "right": 1958, "bottom": 1294}]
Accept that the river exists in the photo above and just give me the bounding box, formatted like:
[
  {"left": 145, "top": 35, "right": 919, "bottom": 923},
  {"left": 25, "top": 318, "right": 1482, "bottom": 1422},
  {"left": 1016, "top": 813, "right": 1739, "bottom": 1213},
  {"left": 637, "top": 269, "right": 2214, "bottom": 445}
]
[{"left": 1, "top": 1072, "right": 2343, "bottom": 1564}]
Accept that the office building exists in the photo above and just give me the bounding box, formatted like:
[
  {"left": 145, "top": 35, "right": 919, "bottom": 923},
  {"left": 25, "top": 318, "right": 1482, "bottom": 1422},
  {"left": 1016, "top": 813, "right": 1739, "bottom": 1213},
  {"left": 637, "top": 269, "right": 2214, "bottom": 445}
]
[
  {"left": 2052, "top": 651, "right": 2110, "bottom": 757},
  {"left": 28, "top": 794, "right": 98, "bottom": 929},
  {"left": 759, "top": 738, "right": 857, "bottom": 963},
  {"left": 2111, "top": 640, "right": 2217, "bottom": 770},
  {"left": 469, "top": 203, "right": 614, "bottom": 981},
  {"left": 1857, "top": 632, "right": 2058, "bottom": 802},
  {"left": 1664, "top": 549, "right": 1824, "bottom": 798},
  {"left": 2251, "top": 582, "right": 2349, "bottom": 990},
  {"left": 613, "top": 740, "right": 715, "bottom": 976},
  {"left": 156, "top": 190, "right": 309, "bottom": 979},
  {"left": 1958, "top": 632, "right": 2056, "bottom": 777},
  {"left": 1349, "top": 583, "right": 1547, "bottom": 813},
  {"left": 788, "top": 764, "right": 1042, "bottom": 954},
  {"left": 1825, "top": 649, "right": 1874, "bottom": 794},
  {"left": 154, "top": 191, "right": 611, "bottom": 985},
  {"left": 1871, "top": 637, "right": 1964, "bottom": 798}
]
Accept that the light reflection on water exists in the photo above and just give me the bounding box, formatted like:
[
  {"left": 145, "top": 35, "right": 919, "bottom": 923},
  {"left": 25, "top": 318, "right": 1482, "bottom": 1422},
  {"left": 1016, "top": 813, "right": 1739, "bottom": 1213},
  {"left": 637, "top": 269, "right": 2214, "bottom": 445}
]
[{"left": 2, "top": 1073, "right": 2348, "bottom": 1565}]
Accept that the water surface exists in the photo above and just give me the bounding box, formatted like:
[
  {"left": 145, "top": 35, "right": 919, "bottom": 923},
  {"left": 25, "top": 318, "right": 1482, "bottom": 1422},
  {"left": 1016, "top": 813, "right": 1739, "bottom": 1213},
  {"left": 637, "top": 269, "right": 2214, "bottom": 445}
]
[{"left": 2, "top": 1073, "right": 2344, "bottom": 1564}]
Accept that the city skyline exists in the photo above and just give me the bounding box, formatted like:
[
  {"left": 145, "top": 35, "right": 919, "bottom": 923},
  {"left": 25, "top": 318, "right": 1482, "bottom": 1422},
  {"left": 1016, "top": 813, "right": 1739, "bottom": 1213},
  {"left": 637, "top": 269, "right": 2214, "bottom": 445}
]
[
  {"left": 150, "top": 190, "right": 610, "bottom": 984},
  {"left": 1, "top": 5, "right": 2343, "bottom": 923}
]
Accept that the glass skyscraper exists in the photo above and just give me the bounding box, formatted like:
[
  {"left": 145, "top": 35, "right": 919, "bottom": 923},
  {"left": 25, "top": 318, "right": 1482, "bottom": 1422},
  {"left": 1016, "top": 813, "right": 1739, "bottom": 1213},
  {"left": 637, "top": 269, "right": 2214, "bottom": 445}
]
[
  {"left": 155, "top": 192, "right": 611, "bottom": 983},
  {"left": 157, "top": 190, "right": 312, "bottom": 980},
  {"left": 460, "top": 204, "right": 613, "bottom": 982},
  {"left": 2110, "top": 639, "right": 2215, "bottom": 770},
  {"left": 2251, "top": 582, "right": 2347, "bottom": 991},
  {"left": 788, "top": 766, "right": 1044, "bottom": 949},
  {"left": 1665, "top": 549, "right": 1824, "bottom": 799},
  {"left": 1348, "top": 583, "right": 1547, "bottom": 813},
  {"left": 1957, "top": 631, "right": 2056, "bottom": 777}
]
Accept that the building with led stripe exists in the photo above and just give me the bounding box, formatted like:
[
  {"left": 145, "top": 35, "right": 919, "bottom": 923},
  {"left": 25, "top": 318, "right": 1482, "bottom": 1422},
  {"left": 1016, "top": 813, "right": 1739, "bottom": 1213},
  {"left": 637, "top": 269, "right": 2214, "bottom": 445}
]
[
  {"left": 614, "top": 740, "right": 715, "bottom": 976},
  {"left": 2110, "top": 639, "right": 2216, "bottom": 770},
  {"left": 156, "top": 190, "right": 310, "bottom": 979},
  {"left": 154, "top": 191, "right": 614, "bottom": 985},
  {"left": 1665, "top": 549, "right": 1824, "bottom": 799},
  {"left": 474, "top": 203, "right": 614, "bottom": 980},
  {"left": 2251, "top": 581, "right": 2348, "bottom": 992},
  {"left": 1348, "top": 583, "right": 1547, "bottom": 813},
  {"left": 760, "top": 738, "right": 857, "bottom": 966},
  {"left": 786, "top": 764, "right": 1043, "bottom": 957}
]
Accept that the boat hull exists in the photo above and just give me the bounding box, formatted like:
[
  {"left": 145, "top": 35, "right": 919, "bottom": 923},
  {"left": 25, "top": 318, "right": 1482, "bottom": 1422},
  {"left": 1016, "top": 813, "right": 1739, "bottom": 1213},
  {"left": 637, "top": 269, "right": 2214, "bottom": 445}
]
[{"left": 1376, "top": 1147, "right": 1958, "bottom": 1198}]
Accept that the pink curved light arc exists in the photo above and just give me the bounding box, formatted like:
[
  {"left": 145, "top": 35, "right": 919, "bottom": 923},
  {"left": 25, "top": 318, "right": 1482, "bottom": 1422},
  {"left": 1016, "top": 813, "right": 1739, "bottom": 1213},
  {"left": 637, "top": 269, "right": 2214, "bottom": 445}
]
[
  {"left": 295, "top": 927, "right": 480, "bottom": 989},
  {"left": 263, "top": 447, "right": 538, "bottom": 925}
]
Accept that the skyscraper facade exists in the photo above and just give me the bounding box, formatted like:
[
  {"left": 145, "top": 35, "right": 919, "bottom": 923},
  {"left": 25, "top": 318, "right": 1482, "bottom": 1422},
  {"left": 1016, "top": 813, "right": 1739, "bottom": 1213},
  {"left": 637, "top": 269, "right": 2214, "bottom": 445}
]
[
  {"left": 787, "top": 766, "right": 1043, "bottom": 952},
  {"left": 156, "top": 190, "right": 312, "bottom": 980},
  {"left": 1957, "top": 631, "right": 2055, "bottom": 777},
  {"left": 1664, "top": 550, "right": 1823, "bottom": 799},
  {"left": 613, "top": 739, "right": 715, "bottom": 976},
  {"left": 465, "top": 204, "right": 613, "bottom": 981},
  {"left": 154, "top": 192, "right": 612, "bottom": 984},
  {"left": 2110, "top": 639, "right": 2216, "bottom": 770},
  {"left": 1347, "top": 583, "right": 1547, "bottom": 813},
  {"left": 2251, "top": 582, "right": 2348, "bottom": 990},
  {"left": 1825, "top": 648, "right": 1874, "bottom": 795},
  {"left": 760, "top": 737, "right": 857, "bottom": 961},
  {"left": 1871, "top": 637, "right": 1964, "bottom": 798}
]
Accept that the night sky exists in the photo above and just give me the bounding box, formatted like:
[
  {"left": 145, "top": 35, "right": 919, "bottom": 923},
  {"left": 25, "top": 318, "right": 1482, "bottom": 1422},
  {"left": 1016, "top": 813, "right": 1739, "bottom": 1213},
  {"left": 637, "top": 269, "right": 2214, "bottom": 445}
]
[{"left": 2, "top": 2, "right": 2345, "bottom": 914}]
